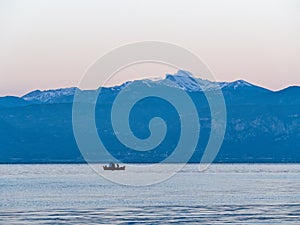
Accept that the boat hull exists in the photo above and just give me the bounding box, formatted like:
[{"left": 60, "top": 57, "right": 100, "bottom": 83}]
[{"left": 103, "top": 166, "right": 125, "bottom": 171}]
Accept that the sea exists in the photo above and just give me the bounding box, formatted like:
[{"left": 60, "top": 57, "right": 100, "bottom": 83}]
[{"left": 0, "top": 164, "right": 299, "bottom": 224}]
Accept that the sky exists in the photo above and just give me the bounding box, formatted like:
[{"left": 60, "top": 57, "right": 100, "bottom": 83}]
[{"left": 0, "top": 0, "right": 300, "bottom": 96}]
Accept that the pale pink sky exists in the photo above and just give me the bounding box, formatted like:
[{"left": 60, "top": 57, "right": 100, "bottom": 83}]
[{"left": 0, "top": 0, "right": 300, "bottom": 96}]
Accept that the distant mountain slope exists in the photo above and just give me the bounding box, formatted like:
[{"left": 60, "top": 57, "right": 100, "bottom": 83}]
[
  {"left": 0, "top": 96, "right": 29, "bottom": 108},
  {"left": 0, "top": 70, "right": 299, "bottom": 163},
  {"left": 271, "top": 86, "right": 300, "bottom": 105},
  {"left": 22, "top": 87, "right": 77, "bottom": 104},
  {"left": 18, "top": 70, "right": 274, "bottom": 105}
]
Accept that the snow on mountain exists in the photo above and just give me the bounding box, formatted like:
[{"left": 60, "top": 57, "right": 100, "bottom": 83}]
[
  {"left": 20, "top": 70, "right": 259, "bottom": 104},
  {"left": 128, "top": 70, "right": 221, "bottom": 92},
  {"left": 22, "top": 87, "right": 77, "bottom": 103},
  {"left": 149, "top": 70, "right": 253, "bottom": 92},
  {"left": 163, "top": 70, "right": 204, "bottom": 91},
  {"left": 220, "top": 80, "right": 253, "bottom": 90}
]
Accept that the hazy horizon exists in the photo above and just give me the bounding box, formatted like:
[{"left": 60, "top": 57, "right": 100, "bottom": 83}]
[{"left": 1, "top": 0, "right": 300, "bottom": 96}]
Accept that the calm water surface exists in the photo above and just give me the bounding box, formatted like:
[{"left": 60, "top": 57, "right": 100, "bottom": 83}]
[{"left": 0, "top": 164, "right": 299, "bottom": 224}]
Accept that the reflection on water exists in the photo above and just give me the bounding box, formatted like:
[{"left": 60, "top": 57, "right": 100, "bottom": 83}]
[{"left": 0, "top": 164, "right": 299, "bottom": 224}]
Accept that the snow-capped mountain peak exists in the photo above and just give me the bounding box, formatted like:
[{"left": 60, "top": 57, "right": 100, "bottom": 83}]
[
  {"left": 163, "top": 70, "right": 203, "bottom": 91},
  {"left": 162, "top": 70, "right": 255, "bottom": 91},
  {"left": 158, "top": 70, "right": 231, "bottom": 92},
  {"left": 22, "top": 87, "right": 77, "bottom": 103},
  {"left": 219, "top": 80, "right": 253, "bottom": 90},
  {"left": 19, "top": 71, "right": 259, "bottom": 104}
]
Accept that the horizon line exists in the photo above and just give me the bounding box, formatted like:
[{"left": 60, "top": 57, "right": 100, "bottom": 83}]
[{"left": 1, "top": 76, "right": 299, "bottom": 98}]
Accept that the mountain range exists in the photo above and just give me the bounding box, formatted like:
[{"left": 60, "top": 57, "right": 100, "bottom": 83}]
[{"left": 0, "top": 70, "right": 299, "bottom": 163}]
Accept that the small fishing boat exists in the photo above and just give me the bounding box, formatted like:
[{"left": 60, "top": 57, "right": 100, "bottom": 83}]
[{"left": 103, "top": 162, "right": 125, "bottom": 171}]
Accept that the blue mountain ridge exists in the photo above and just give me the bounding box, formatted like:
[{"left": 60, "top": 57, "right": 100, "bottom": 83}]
[{"left": 0, "top": 70, "right": 299, "bottom": 163}]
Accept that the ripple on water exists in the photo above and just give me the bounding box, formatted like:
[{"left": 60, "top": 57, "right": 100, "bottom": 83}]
[{"left": 1, "top": 204, "right": 300, "bottom": 224}]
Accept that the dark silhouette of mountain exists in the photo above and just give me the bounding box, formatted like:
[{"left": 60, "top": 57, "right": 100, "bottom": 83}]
[
  {"left": 0, "top": 71, "right": 299, "bottom": 163},
  {"left": 268, "top": 86, "right": 300, "bottom": 105},
  {"left": 0, "top": 96, "right": 29, "bottom": 108}
]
